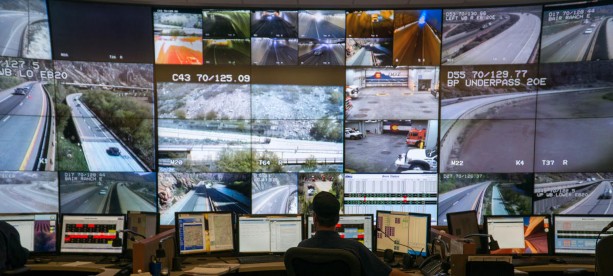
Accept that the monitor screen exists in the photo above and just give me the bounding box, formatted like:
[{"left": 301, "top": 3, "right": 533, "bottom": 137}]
[
  {"left": 308, "top": 214, "right": 374, "bottom": 251},
  {"left": 175, "top": 212, "right": 234, "bottom": 255},
  {"left": 0, "top": 213, "right": 57, "bottom": 253},
  {"left": 238, "top": 214, "right": 303, "bottom": 253},
  {"left": 553, "top": 215, "right": 613, "bottom": 255},
  {"left": 343, "top": 173, "right": 438, "bottom": 225},
  {"left": 446, "top": 210, "right": 482, "bottom": 250},
  {"left": 376, "top": 211, "right": 430, "bottom": 257},
  {"left": 59, "top": 214, "right": 125, "bottom": 254},
  {"left": 485, "top": 215, "right": 550, "bottom": 255},
  {"left": 126, "top": 211, "right": 159, "bottom": 250}
]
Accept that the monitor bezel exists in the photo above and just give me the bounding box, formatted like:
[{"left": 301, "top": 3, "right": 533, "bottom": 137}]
[
  {"left": 174, "top": 211, "right": 236, "bottom": 256},
  {"left": 236, "top": 213, "right": 304, "bottom": 255},
  {"left": 0, "top": 212, "right": 59, "bottom": 256},
  {"left": 59, "top": 213, "right": 126, "bottom": 255},
  {"left": 484, "top": 214, "right": 552, "bottom": 256},
  {"left": 552, "top": 214, "right": 613, "bottom": 256}
]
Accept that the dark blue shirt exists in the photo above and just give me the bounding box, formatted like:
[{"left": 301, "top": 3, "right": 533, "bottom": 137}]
[{"left": 298, "top": 230, "right": 392, "bottom": 276}]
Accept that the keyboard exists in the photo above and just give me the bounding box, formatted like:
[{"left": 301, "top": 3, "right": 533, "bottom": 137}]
[
  {"left": 237, "top": 255, "right": 284, "bottom": 264},
  {"left": 49, "top": 255, "right": 106, "bottom": 263},
  {"left": 511, "top": 257, "right": 550, "bottom": 267},
  {"left": 557, "top": 257, "right": 595, "bottom": 265}
]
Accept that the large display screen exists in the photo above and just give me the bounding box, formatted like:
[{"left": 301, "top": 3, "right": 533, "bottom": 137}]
[{"left": 1, "top": 0, "right": 612, "bottom": 230}]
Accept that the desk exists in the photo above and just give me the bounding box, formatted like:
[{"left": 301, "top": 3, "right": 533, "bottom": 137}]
[
  {"left": 173, "top": 257, "right": 422, "bottom": 275},
  {"left": 514, "top": 264, "right": 594, "bottom": 273},
  {"left": 26, "top": 262, "right": 120, "bottom": 276}
]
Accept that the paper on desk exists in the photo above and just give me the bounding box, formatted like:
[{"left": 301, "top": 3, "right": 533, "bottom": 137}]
[
  {"left": 183, "top": 263, "right": 239, "bottom": 275},
  {"left": 62, "top": 261, "right": 93, "bottom": 267}
]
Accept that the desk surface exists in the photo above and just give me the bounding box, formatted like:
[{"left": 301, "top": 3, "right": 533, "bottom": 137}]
[{"left": 27, "top": 261, "right": 120, "bottom": 276}]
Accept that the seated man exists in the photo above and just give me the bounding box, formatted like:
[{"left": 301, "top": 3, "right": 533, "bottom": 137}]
[
  {"left": 299, "top": 192, "right": 404, "bottom": 276},
  {"left": 0, "top": 221, "right": 29, "bottom": 272}
]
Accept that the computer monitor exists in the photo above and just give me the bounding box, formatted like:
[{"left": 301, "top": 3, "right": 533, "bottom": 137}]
[
  {"left": 59, "top": 214, "right": 126, "bottom": 254},
  {"left": 447, "top": 210, "right": 482, "bottom": 251},
  {"left": 307, "top": 214, "right": 374, "bottom": 251},
  {"left": 0, "top": 213, "right": 58, "bottom": 254},
  {"left": 553, "top": 214, "right": 613, "bottom": 255},
  {"left": 126, "top": 211, "right": 159, "bottom": 250},
  {"left": 376, "top": 211, "right": 430, "bottom": 257},
  {"left": 175, "top": 212, "right": 235, "bottom": 256},
  {"left": 484, "top": 215, "right": 551, "bottom": 255},
  {"left": 237, "top": 214, "right": 303, "bottom": 254}
]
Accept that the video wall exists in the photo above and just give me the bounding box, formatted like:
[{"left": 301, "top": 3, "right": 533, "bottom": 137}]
[{"left": 1, "top": 0, "right": 612, "bottom": 226}]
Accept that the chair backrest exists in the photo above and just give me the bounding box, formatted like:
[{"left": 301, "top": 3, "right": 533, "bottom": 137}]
[
  {"left": 284, "top": 247, "right": 361, "bottom": 276},
  {"left": 596, "top": 235, "right": 613, "bottom": 276}
]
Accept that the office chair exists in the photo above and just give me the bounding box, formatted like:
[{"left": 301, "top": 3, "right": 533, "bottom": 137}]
[
  {"left": 284, "top": 247, "right": 361, "bottom": 276},
  {"left": 596, "top": 235, "right": 613, "bottom": 276}
]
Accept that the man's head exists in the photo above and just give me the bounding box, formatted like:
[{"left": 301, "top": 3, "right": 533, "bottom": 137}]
[{"left": 312, "top": 191, "right": 340, "bottom": 228}]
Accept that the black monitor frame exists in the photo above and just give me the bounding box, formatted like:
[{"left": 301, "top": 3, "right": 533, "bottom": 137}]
[
  {"left": 174, "top": 211, "right": 236, "bottom": 257},
  {"left": 484, "top": 214, "right": 551, "bottom": 256},
  {"left": 236, "top": 213, "right": 304, "bottom": 255},
  {"left": 59, "top": 213, "right": 126, "bottom": 256}
]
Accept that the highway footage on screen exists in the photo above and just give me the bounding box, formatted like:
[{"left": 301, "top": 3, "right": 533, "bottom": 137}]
[
  {"left": 534, "top": 173, "right": 613, "bottom": 215},
  {"left": 252, "top": 173, "right": 298, "bottom": 214},
  {"left": 60, "top": 172, "right": 156, "bottom": 214},
  {"left": 52, "top": 61, "right": 154, "bottom": 172},
  {"left": 541, "top": 4, "right": 613, "bottom": 63},
  {"left": 438, "top": 173, "right": 533, "bottom": 225},
  {"left": 0, "top": 0, "right": 51, "bottom": 60},
  {"left": 158, "top": 173, "right": 251, "bottom": 225},
  {"left": 0, "top": 57, "right": 55, "bottom": 171},
  {"left": 0, "top": 171, "right": 58, "bottom": 213}
]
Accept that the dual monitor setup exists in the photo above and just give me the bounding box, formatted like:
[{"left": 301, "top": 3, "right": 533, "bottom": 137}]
[
  {"left": 447, "top": 211, "right": 613, "bottom": 257},
  {"left": 0, "top": 211, "right": 159, "bottom": 257}
]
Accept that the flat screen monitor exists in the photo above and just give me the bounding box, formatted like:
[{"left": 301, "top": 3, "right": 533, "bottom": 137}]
[
  {"left": 447, "top": 210, "right": 482, "bottom": 251},
  {"left": 237, "top": 214, "right": 303, "bottom": 253},
  {"left": 553, "top": 215, "right": 613, "bottom": 255},
  {"left": 175, "top": 212, "right": 235, "bottom": 255},
  {"left": 126, "top": 211, "right": 159, "bottom": 250},
  {"left": 485, "top": 215, "right": 551, "bottom": 255},
  {"left": 59, "top": 214, "right": 126, "bottom": 254},
  {"left": 0, "top": 213, "right": 58, "bottom": 254},
  {"left": 307, "top": 214, "right": 374, "bottom": 251},
  {"left": 376, "top": 211, "right": 430, "bottom": 257}
]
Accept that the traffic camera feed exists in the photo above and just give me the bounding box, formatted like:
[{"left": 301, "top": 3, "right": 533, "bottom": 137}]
[
  {"left": 60, "top": 172, "right": 156, "bottom": 214},
  {"left": 298, "top": 172, "right": 344, "bottom": 214},
  {"left": 442, "top": 6, "right": 542, "bottom": 65},
  {"left": 0, "top": 171, "right": 58, "bottom": 213},
  {"left": 0, "top": 0, "right": 51, "bottom": 60},
  {"left": 541, "top": 4, "right": 613, "bottom": 63},
  {"left": 251, "top": 38, "right": 298, "bottom": 66},
  {"left": 251, "top": 10, "right": 298, "bottom": 38},
  {"left": 534, "top": 173, "right": 613, "bottom": 215},
  {"left": 0, "top": 58, "right": 55, "bottom": 171},
  {"left": 345, "top": 68, "right": 439, "bottom": 120},
  {"left": 153, "top": 9, "right": 203, "bottom": 65},
  {"left": 393, "top": 10, "right": 442, "bottom": 66},
  {"left": 438, "top": 173, "right": 534, "bottom": 225},
  {"left": 158, "top": 172, "right": 251, "bottom": 225},
  {"left": 202, "top": 10, "right": 250, "bottom": 38},
  {"left": 252, "top": 173, "right": 298, "bottom": 214},
  {"left": 52, "top": 61, "right": 155, "bottom": 172}
]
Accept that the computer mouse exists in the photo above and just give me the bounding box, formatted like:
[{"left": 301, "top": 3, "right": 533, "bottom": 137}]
[{"left": 550, "top": 258, "right": 566, "bottom": 264}]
